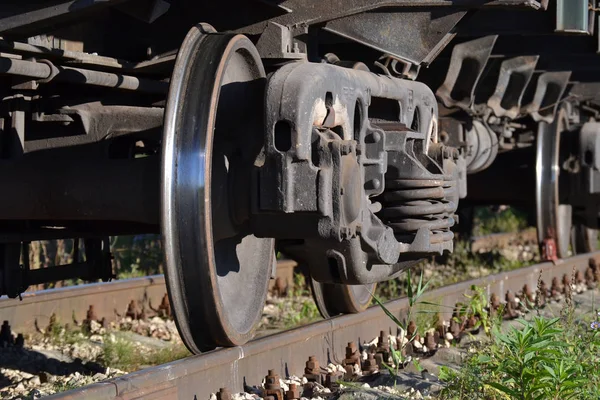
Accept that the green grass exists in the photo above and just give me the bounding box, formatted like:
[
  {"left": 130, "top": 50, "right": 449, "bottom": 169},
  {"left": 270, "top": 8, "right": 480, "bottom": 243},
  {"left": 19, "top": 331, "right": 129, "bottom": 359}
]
[
  {"left": 41, "top": 316, "right": 190, "bottom": 373},
  {"left": 376, "top": 239, "right": 532, "bottom": 302},
  {"left": 51, "top": 380, "right": 82, "bottom": 394},
  {"left": 100, "top": 337, "right": 190, "bottom": 371},
  {"left": 439, "top": 315, "right": 600, "bottom": 399},
  {"left": 473, "top": 206, "right": 529, "bottom": 236},
  {"left": 438, "top": 282, "right": 600, "bottom": 400},
  {"left": 280, "top": 273, "right": 320, "bottom": 328}
]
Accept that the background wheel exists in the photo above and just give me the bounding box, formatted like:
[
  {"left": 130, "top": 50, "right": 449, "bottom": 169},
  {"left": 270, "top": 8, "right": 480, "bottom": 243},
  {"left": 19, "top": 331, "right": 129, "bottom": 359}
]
[
  {"left": 536, "top": 107, "right": 572, "bottom": 258},
  {"left": 572, "top": 224, "right": 599, "bottom": 254},
  {"left": 310, "top": 278, "right": 375, "bottom": 319},
  {"left": 162, "top": 27, "right": 274, "bottom": 353}
]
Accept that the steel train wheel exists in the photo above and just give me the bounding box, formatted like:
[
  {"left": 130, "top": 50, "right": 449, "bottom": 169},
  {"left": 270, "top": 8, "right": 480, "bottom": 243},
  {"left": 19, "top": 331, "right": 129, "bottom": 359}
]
[
  {"left": 572, "top": 224, "right": 599, "bottom": 254},
  {"left": 162, "top": 27, "right": 275, "bottom": 353},
  {"left": 536, "top": 107, "right": 572, "bottom": 258},
  {"left": 310, "top": 278, "right": 376, "bottom": 319}
]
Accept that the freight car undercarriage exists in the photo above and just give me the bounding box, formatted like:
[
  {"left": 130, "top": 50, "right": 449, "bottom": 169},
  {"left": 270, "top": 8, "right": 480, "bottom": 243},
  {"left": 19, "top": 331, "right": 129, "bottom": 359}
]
[{"left": 2, "top": 0, "right": 600, "bottom": 352}]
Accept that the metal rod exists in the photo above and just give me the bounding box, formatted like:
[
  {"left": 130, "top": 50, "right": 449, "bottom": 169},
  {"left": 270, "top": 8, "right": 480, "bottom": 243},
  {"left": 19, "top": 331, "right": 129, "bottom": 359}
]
[
  {"left": 0, "top": 56, "right": 168, "bottom": 94},
  {"left": 0, "top": 57, "right": 51, "bottom": 79}
]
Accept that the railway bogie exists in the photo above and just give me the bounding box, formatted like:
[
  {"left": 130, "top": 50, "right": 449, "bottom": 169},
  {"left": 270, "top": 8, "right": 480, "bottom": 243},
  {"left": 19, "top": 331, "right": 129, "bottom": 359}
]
[{"left": 1, "top": 0, "right": 600, "bottom": 352}]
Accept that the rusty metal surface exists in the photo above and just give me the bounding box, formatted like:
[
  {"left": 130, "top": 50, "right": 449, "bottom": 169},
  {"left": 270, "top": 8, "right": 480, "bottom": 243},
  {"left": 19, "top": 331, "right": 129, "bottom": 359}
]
[
  {"left": 470, "top": 228, "right": 537, "bottom": 253},
  {"left": 49, "top": 251, "right": 600, "bottom": 400},
  {"left": 0, "top": 260, "right": 297, "bottom": 335},
  {"left": 239, "top": 0, "right": 541, "bottom": 36},
  {"left": 0, "top": 275, "right": 167, "bottom": 334},
  {"left": 323, "top": 10, "right": 466, "bottom": 65}
]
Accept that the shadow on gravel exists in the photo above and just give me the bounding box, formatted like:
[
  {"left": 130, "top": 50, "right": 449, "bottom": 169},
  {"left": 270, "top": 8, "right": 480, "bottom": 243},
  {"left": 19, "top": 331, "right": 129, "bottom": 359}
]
[{"left": 0, "top": 345, "right": 103, "bottom": 389}]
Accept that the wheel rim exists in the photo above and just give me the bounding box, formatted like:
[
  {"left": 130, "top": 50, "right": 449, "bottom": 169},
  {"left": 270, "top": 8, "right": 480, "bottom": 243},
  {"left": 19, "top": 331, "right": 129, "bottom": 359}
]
[
  {"left": 536, "top": 107, "right": 572, "bottom": 258},
  {"left": 310, "top": 277, "right": 376, "bottom": 319},
  {"left": 572, "top": 224, "right": 599, "bottom": 254},
  {"left": 162, "top": 27, "right": 274, "bottom": 353}
]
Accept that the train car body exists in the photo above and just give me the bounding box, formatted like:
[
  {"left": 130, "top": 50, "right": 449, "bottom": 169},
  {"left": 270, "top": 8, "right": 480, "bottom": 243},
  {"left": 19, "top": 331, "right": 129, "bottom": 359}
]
[{"left": 1, "top": 0, "right": 599, "bottom": 352}]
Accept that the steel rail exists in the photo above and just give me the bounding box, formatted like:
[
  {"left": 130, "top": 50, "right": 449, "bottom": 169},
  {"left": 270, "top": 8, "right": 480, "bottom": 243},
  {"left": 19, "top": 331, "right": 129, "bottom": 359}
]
[
  {"left": 47, "top": 251, "right": 600, "bottom": 400},
  {"left": 0, "top": 260, "right": 298, "bottom": 335}
]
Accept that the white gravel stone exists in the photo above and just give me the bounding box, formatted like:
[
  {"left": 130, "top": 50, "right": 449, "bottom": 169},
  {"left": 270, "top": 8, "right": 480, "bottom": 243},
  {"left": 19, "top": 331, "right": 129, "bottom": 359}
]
[
  {"left": 28, "top": 376, "right": 41, "bottom": 386},
  {"left": 279, "top": 378, "right": 289, "bottom": 392},
  {"left": 232, "top": 393, "right": 256, "bottom": 400}
]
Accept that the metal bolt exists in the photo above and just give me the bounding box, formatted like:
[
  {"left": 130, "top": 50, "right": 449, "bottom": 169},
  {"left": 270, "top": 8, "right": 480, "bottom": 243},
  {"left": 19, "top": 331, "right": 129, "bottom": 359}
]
[
  {"left": 343, "top": 342, "right": 360, "bottom": 367},
  {"left": 575, "top": 270, "right": 585, "bottom": 285},
  {"left": 285, "top": 383, "right": 300, "bottom": 400},
  {"left": 550, "top": 277, "right": 562, "bottom": 297},
  {"left": 520, "top": 285, "right": 532, "bottom": 305},
  {"left": 466, "top": 315, "right": 478, "bottom": 330},
  {"left": 86, "top": 305, "right": 98, "bottom": 322},
  {"left": 490, "top": 293, "right": 500, "bottom": 310},
  {"left": 304, "top": 356, "right": 322, "bottom": 383},
  {"left": 264, "top": 370, "right": 284, "bottom": 400},
  {"left": 1, "top": 321, "right": 13, "bottom": 346},
  {"left": 159, "top": 293, "right": 171, "bottom": 317},
  {"left": 589, "top": 258, "right": 598, "bottom": 273},
  {"left": 586, "top": 267, "right": 595, "bottom": 285},
  {"left": 377, "top": 330, "right": 390, "bottom": 350},
  {"left": 15, "top": 333, "right": 24, "bottom": 348},
  {"left": 407, "top": 320, "right": 416, "bottom": 338},
  {"left": 325, "top": 372, "right": 341, "bottom": 389},
  {"left": 362, "top": 352, "right": 378, "bottom": 375},
  {"left": 562, "top": 274, "right": 571, "bottom": 292},
  {"left": 449, "top": 319, "right": 461, "bottom": 339},
  {"left": 425, "top": 331, "right": 437, "bottom": 351},
  {"left": 369, "top": 179, "right": 381, "bottom": 190},
  {"left": 126, "top": 300, "right": 140, "bottom": 319},
  {"left": 505, "top": 290, "right": 518, "bottom": 318},
  {"left": 539, "top": 279, "right": 548, "bottom": 296},
  {"left": 340, "top": 142, "right": 352, "bottom": 155}
]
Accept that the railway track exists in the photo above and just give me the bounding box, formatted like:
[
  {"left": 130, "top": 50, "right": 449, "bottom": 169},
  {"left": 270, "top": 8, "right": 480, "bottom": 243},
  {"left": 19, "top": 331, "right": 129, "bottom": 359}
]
[
  {"left": 0, "top": 260, "right": 298, "bottom": 336},
  {"left": 0, "top": 230, "right": 516, "bottom": 336},
  {"left": 41, "top": 251, "right": 600, "bottom": 400}
]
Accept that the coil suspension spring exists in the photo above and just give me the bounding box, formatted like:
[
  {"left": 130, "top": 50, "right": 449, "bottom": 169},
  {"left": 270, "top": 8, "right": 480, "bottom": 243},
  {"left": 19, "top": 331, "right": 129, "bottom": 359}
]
[{"left": 379, "top": 179, "right": 455, "bottom": 244}]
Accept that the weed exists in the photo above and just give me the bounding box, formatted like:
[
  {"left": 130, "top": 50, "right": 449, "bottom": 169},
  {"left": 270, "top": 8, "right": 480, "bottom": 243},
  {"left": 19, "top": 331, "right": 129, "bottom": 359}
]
[
  {"left": 439, "top": 289, "right": 600, "bottom": 400},
  {"left": 373, "top": 268, "right": 434, "bottom": 376},
  {"left": 454, "top": 285, "right": 492, "bottom": 336},
  {"left": 473, "top": 206, "right": 529, "bottom": 236},
  {"left": 101, "top": 336, "right": 190, "bottom": 371},
  {"left": 51, "top": 380, "right": 81, "bottom": 393}
]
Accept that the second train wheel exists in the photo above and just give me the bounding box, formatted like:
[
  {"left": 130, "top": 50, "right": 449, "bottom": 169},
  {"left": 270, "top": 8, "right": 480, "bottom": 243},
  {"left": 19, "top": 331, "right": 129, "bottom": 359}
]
[
  {"left": 572, "top": 224, "right": 599, "bottom": 254},
  {"left": 310, "top": 278, "right": 376, "bottom": 319},
  {"left": 536, "top": 106, "right": 573, "bottom": 259},
  {"left": 162, "top": 27, "right": 275, "bottom": 353}
]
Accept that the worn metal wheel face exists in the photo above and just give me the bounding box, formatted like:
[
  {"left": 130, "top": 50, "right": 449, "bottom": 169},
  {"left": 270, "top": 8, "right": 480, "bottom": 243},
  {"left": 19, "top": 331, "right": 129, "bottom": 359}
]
[
  {"left": 162, "top": 27, "right": 274, "bottom": 353},
  {"left": 572, "top": 224, "right": 599, "bottom": 254},
  {"left": 536, "top": 107, "right": 572, "bottom": 258},
  {"left": 310, "top": 277, "right": 375, "bottom": 319}
]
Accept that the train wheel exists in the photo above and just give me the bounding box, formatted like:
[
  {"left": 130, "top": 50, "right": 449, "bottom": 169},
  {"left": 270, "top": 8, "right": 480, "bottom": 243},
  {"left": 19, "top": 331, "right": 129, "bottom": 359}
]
[
  {"left": 162, "top": 27, "right": 275, "bottom": 353},
  {"left": 310, "top": 278, "right": 376, "bottom": 319},
  {"left": 536, "top": 106, "right": 572, "bottom": 258},
  {"left": 572, "top": 224, "right": 599, "bottom": 254}
]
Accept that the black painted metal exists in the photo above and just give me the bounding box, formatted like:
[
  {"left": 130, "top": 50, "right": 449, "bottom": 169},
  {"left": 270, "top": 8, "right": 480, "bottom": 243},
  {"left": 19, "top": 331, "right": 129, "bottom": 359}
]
[{"left": 161, "top": 27, "right": 275, "bottom": 353}]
